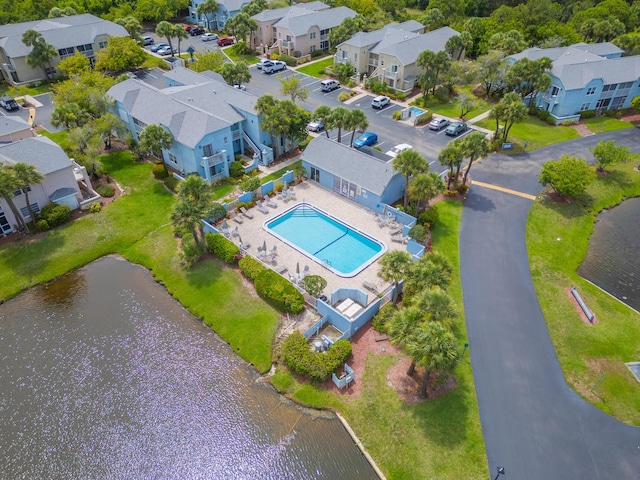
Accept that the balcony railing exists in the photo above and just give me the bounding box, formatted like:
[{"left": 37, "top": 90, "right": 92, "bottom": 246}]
[{"left": 200, "top": 152, "right": 225, "bottom": 169}]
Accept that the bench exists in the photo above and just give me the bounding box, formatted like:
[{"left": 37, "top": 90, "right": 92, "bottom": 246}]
[{"left": 336, "top": 298, "right": 354, "bottom": 312}]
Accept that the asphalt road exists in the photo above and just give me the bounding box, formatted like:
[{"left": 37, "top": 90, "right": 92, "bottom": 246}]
[{"left": 459, "top": 129, "right": 640, "bottom": 479}]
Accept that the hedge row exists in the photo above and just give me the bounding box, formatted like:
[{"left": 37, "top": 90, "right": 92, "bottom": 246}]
[
  {"left": 281, "top": 331, "right": 352, "bottom": 381},
  {"left": 254, "top": 269, "right": 305, "bottom": 314},
  {"left": 205, "top": 232, "right": 240, "bottom": 264},
  {"left": 238, "top": 255, "right": 266, "bottom": 281}
]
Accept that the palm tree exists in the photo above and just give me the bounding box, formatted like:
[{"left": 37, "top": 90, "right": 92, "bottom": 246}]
[
  {"left": 172, "top": 24, "right": 189, "bottom": 56},
  {"left": 197, "top": 0, "right": 220, "bottom": 31},
  {"left": 377, "top": 250, "right": 412, "bottom": 305},
  {"left": 407, "top": 321, "right": 460, "bottom": 397},
  {"left": 312, "top": 105, "right": 333, "bottom": 139},
  {"left": 438, "top": 142, "right": 464, "bottom": 189},
  {"left": 156, "top": 21, "right": 176, "bottom": 55},
  {"left": 460, "top": 132, "right": 489, "bottom": 186},
  {"left": 139, "top": 124, "right": 173, "bottom": 160},
  {"left": 413, "top": 287, "right": 458, "bottom": 328},
  {"left": 403, "top": 252, "right": 452, "bottom": 300},
  {"left": 408, "top": 172, "right": 445, "bottom": 216},
  {"left": 11, "top": 162, "right": 44, "bottom": 224},
  {"left": 329, "top": 107, "right": 350, "bottom": 143},
  {"left": 346, "top": 109, "right": 368, "bottom": 147},
  {"left": 171, "top": 175, "right": 213, "bottom": 244},
  {"left": 392, "top": 150, "right": 429, "bottom": 210},
  {"left": 0, "top": 163, "right": 28, "bottom": 233},
  {"left": 388, "top": 306, "right": 424, "bottom": 376},
  {"left": 22, "top": 29, "right": 58, "bottom": 82}
]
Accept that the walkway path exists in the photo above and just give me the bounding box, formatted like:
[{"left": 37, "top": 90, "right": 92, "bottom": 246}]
[{"left": 459, "top": 128, "right": 640, "bottom": 479}]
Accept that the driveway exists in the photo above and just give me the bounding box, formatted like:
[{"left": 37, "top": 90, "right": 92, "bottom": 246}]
[{"left": 459, "top": 129, "right": 640, "bottom": 479}]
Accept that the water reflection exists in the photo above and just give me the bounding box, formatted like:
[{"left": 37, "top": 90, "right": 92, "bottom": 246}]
[
  {"left": 578, "top": 197, "right": 640, "bottom": 311},
  {"left": 0, "top": 256, "right": 376, "bottom": 479}
]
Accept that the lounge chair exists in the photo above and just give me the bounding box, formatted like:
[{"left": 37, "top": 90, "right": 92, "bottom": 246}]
[
  {"left": 391, "top": 235, "right": 408, "bottom": 244},
  {"left": 230, "top": 210, "right": 243, "bottom": 224},
  {"left": 362, "top": 281, "right": 378, "bottom": 293},
  {"left": 264, "top": 196, "right": 277, "bottom": 208},
  {"left": 231, "top": 226, "right": 239, "bottom": 237},
  {"left": 269, "top": 245, "right": 277, "bottom": 257},
  {"left": 288, "top": 186, "right": 296, "bottom": 200},
  {"left": 301, "top": 265, "right": 310, "bottom": 278},
  {"left": 256, "top": 200, "right": 269, "bottom": 214},
  {"left": 240, "top": 206, "right": 253, "bottom": 219},
  {"left": 239, "top": 241, "right": 251, "bottom": 251},
  {"left": 389, "top": 226, "right": 403, "bottom": 236}
]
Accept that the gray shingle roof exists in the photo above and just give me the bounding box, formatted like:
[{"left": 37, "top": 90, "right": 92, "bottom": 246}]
[
  {"left": 108, "top": 71, "right": 260, "bottom": 148},
  {"left": 338, "top": 22, "right": 424, "bottom": 49},
  {"left": 301, "top": 136, "right": 399, "bottom": 196},
  {"left": 0, "top": 14, "right": 127, "bottom": 58},
  {"left": 219, "top": 0, "right": 250, "bottom": 12},
  {"left": 0, "top": 136, "right": 71, "bottom": 174},
  {"left": 571, "top": 42, "right": 623, "bottom": 57},
  {"left": 375, "top": 26, "right": 459, "bottom": 65},
  {"left": 0, "top": 116, "right": 31, "bottom": 137},
  {"left": 251, "top": 2, "right": 328, "bottom": 22},
  {"left": 274, "top": 6, "right": 356, "bottom": 37}
]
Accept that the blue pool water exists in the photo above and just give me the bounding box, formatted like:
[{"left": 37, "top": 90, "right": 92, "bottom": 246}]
[
  {"left": 265, "top": 203, "right": 385, "bottom": 277},
  {"left": 410, "top": 107, "right": 425, "bottom": 116}
]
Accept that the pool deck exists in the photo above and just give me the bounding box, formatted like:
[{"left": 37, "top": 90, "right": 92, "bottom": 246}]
[{"left": 227, "top": 181, "right": 409, "bottom": 304}]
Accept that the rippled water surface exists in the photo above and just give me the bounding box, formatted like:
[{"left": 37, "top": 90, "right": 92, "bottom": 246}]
[
  {"left": 578, "top": 197, "right": 640, "bottom": 312},
  {"left": 0, "top": 256, "right": 376, "bottom": 479}
]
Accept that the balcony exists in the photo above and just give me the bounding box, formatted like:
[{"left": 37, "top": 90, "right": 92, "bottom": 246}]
[
  {"left": 385, "top": 71, "right": 397, "bottom": 79},
  {"left": 200, "top": 151, "right": 225, "bottom": 169}
]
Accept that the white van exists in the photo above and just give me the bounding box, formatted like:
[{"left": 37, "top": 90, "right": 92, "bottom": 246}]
[
  {"left": 371, "top": 95, "right": 390, "bottom": 109},
  {"left": 320, "top": 79, "right": 340, "bottom": 92}
]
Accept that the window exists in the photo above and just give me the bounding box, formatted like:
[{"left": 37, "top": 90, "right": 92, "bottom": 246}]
[
  {"left": 310, "top": 45, "right": 316, "bottom": 53},
  {"left": 341, "top": 50, "right": 347, "bottom": 59},
  {"left": 611, "top": 96, "right": 626, "bottom": 109},
  {"left": 223, "top": 136, "right": 228, "bottom": 144},
  {"left": 595, "top": 98, "right": 611, "bottom": 109},
  {"left": 98, "top": 41, "right": 107, "bottom": 49},
  {"left": 602, "top": 84, "right": 617, "bottom": 92},
  {"left": 19, "top": 203, "right": 40, "bottom": 219},
  {"left": 12, "top": 186, "right": 31, "bottom": 196},
  {"left": 354, "top": 53, "right": 357, "bottom": 61},
  {"left": 586, "top": 87, "right": 597, "bottom": 95},
  {"left": 310, "top": 167, "right": 320, "bottom": 182},
  {"left": 390, "top": 65, "right": 398, "bottom": 73},
  {"left": 620, "top": 82, "right": 634, "bottom": 89},
  {"left": 203, "top": 144, "right": 213, "bottom": 157},
  {"left": 580, "top": 103, "right": 590, "bottom": 111},
  {"left": 167, "top": 153, "right": 178, "bottom": 166},
  {"left": 551, "top": 86, "right": 560, "bottom": 96},
  {"left": 310, "top": 32, "right": 316, "bottom": 39},
  {"left": 0, "top": 206, "right": 11, "bottom": 234}
]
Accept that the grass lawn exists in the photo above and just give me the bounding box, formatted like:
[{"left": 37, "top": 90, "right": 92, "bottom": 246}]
[
  {"left": 225, "top": 46, "right": 259, "bottom": 64},
  {"left": 476, "top": 115, "right": 581, "bottom": 151},
  {"left": 527, "top": 155, "right": 640, "bottom": 424},
  {"left": 270, "top": 201, "right": 487, "bottom": 479},
  {"left": 0, "top": 138, "right": 279, "bottom": 373},
  {"left": 412, "top": 93, "right": 493, "bottom": 121},
  {"left": 583, "top": 116, "right": 635, "bottom": 134},
  {"left": 296, "top": 57, "right": 333, "bottom": 78}
]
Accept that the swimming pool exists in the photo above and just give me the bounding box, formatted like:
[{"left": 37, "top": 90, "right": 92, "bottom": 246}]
[
  {"left": 264, "top": 203, "right": 386, "bottom": 277},
  {"left": 410, "top": 107, "right": 425, "bottom": 116}
]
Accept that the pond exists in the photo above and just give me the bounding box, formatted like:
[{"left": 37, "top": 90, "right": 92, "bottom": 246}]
[
  {"left": 0, "top": 256, "right": 376, "bottom": 479},
  {"left": 578, "top": 197, "right": 640, "bottom": 312}
]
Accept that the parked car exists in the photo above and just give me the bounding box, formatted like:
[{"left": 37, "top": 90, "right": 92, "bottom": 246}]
[
  {"left": 0, "top": 96, "right": 19, "bottom": 112},
  {"left": 320, "top": 79, "right": 340, "bottom": 92},
  {"left": 386, "top": 143, "right": 413, "bottom": 158},
  {"left": 353, "top": 132, "right": 378, "bottom": 148},
  {"left": 156, "top": 46, "right": 177, "bottom": 56},
  {"left": 142, "top": 36, "right": 154, "bottom": 46},
  {"left": 256, "top": 58, "right": 271, "bottom": 69},
  {"left": 150, "top": 42, "right": 169, "bottom": 52},
  {"left": 445, "top": 121, "right": 468, "bottom": 136},
  {"left": 371, "top": 95, "right": 390, "bottom": 109},
  {"left": 201, "top": 33, "right": 218, "bottom": 42},
  {"left": 428, "top": 117, "right": 450, "bottom": 131},
  {"left": 233, "top": 84, "right": 247, "bottom": 91},
  {"left": 183, "top": 25, "right": 193, "bottom": 32},
  {"left": 217, "top": 37, "right": 234, "bottom": 46},
  {"left": 190, "top": 27, "right": 205, "bottom": 36},
  {"left": 263, "top": 60, "right": 286, "bottom": 74},
  {"left": 307, "top": 120, "right": 324, "bottom": 132}
]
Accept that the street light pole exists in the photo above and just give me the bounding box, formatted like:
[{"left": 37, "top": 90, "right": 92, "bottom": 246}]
[{"left": 493, "top": 466, "right": 505, "bottom": 480}]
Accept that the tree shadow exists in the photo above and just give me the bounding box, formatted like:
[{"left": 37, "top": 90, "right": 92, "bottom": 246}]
[{"left": 464, "top": 191, "right": 496, "bottom": 213}]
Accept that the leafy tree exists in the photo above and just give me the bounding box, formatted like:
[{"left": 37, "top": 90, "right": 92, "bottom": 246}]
[
  {"left": 389, "top": 306, "right": 425, "bottom": 375},
  {"left": 457, "top": 93, "right": 477, "bottom": 119},
  {"left": 135, "top": 0, "right": 188, "bottom": 22},
  {"left": 489, "top": 92, "right": 527, "bottom": 144},
  {"left": 407, "top": 321, "right": 459, "bottom": 397},
  {"left": 241, "top": 0, "right": 268, "bottom": 16},
  {"left": 225, "top": 12, "right": 257, "bottom": 43},
  {"left": 328, "top": 15, "right": 368, "bottom": 47},
  {"left": 51, "top": 70, "right": 115, "bottom": 121},
  {"left": 156, "top": 21, "right": 176, "bottom": 55},
  {"left": 612, "top": 32, "right": 640, "bottom": 55},
  {"left": 171, "top": 175, "right": 213, "bottom": 245},
  {"left": 57, "top": 51, "right": 91, "bottom": 77},
  {"left": 404, "top": 251, "right": 453, "bottom": 299},
  {"left": 487, "top": 29, "right": 527, "bottom": 55},
  {"left": 539, "top": 154, "right": 596, "bottom": 198},
  {"left": 377, "top": 0, "right": 405, "bottom": 19},
  {"left": 346, "top": 109, "right": 368, "bottom": 147},
  {"left": 22, "top": 29, "right": 58, "bottom": 82},
  {"left": 590, "top": 140, "right": 631, "bottom": 173},
  {"left": 220, "top": 61, "right": 251, "bottom": 86},
  {"left": 172, "top": 24, "right": 189, "bottom": 56},
  {"left": 505, "top": 57, "right": 553, "bottom": 107},
  {"left": 48, "top": 6, "right": 78, "bottom": 18},
  {"left": 408, "top": 172, "right": 445, "bottom": 216},
  {"left": 191, "top": 50, "right": 226, "bottom": 73},
  {"left": 139, "top": 124, "right": 173, "bottom": 159},
  {"left": 421, "top": 8, "right": 446, "bottom": 31},
  {"left": 293, "top": 162, "right": 307, "bottom": 182},
  {"left": 240, "top": 176, "right": 261, "bottom": 197},
  {"left": 428, "top": 0, "right": 465, "bottom": 22},
  {"left": 392, "top": 150, "right": 429, "bottom": 209},
  {"left": 438, "top": 142, "right": 464, "bottom": 189},
  {"left": 95, "top": 36, "right": 147, "bottom": 72},
  {"left": 92, "top": 113, "right": 127, "bottom": 150},
  {"left": 301, "top": 275, "right": 327, "bottom": 298},
  {"left": 0, "top": 163, "right": 28, "bottom": 232},
  {"left": 279, "top": 75, "right": 309, "bottom": 103},
  {"left": 197, "top": 0, "right": 220, "bottom": 31},
  {"left": 476, "top": 49, "right": 507, "bottom": 98},
  {"left": 459, "top": 131, "right": 489, "bottom": 185},
  {"left": 331, "top": 63, "right": 355, "bottom": 83},
  {"left": 115, "top": 16, "right": 142, "bottom": 41},
  {"left": 51, "top": 103, "right": 91, "bottom": 129},
  {"left": 10, "top": 162, "right": 44, "bottom": 224},
  {"left": 446, "top": 32, "right": 473, "bottom": 62},
  {"left": 312, "top": 105, "right": 333, "bottom": 139},
  {"left": 378, "top": 250, "right": 413, "bottom": 305},
  {"left": 417, "top": 49, "right": 451, "bottom": 100},
  {"left": 256, "top": 95, "right": 309, "bottom": 158},
  {"left": 462, "top": 16, "right": 489, "bottom": 59},
  {"left": 631, "top": 96, "right": 640, "bottom": 113}
]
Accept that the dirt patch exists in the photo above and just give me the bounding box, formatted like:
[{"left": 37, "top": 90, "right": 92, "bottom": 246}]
[
  {"left": 564, "top": 286, "right": 599, "bottom": 325},
  {"left": 386, "top": 357, "right": 458, "bottom": 405},
  {"left": 571, "top": 122, "right": 595, "bottom": 137},
  {"left": 620, "top": 108, "right": 640, "bottom": 125}
]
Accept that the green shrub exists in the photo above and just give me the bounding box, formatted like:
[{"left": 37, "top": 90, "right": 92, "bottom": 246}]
[
  {"left": 434, "top": 86, "right": 450, "bottom": 102},
  {"left": 208, "top": 202, "right": 228, "bottom": 222},
  {"left": 337, "top": 91, "right": 351, "bottom": 102},
  {"left": 281, "top": 331, "right": 352, "bottom": 381},
  {"left": 88, "top": 202, "right": 102, "bottom": 213},
  {"left": 299, "top": 135, "right": 313, "bottom": 150},
  {"left": 418, "top": 205, "right": 439, "bottom": 229},
  {"left": 240, "top": 176, "right": 261, "bottom": 194},
  {"left": 181, "top": 235, "right": 203, "bottom": 266},
  {"left": 372, "top": 303, "right": 397, "bottom": 333},
  {"left": 279, "top": 54, "right": 297, "bottom": 66},
  {"left": 229, "top": 160, "right": 245, "bottom": 179},
  {"left": 604, "top": 109, "right": 623, "bottom": 118},
  {"left": 205, "top": 232, "right": 240, "bottom": 264},
  {"left": 391, "top": 110, "right": 402, "bottom": 120},
  {"left": 458, "top": 183, "right": 469, "bottom": 195},
  {"left": 96, "top": 184, "right": 115, "bottom": 197},
  {"left": 561, "top": 119, "right": 577, "bottom": 126},
  {"left": 415, "top": 111, "right": 433, "bottom": 125},
  {"left": 255, "top": 269, "right": 304, "bottom": 314},
  {"left": 40, "top": 203, "right": 71, "bottom": 227},
  {"left": 164, "top": 175, "right": 178, "bottom": 192},
  {"left": 293, "top": 50, "right": 301, "bottom": 58},
  {"left": 310, "top": 49, "right": 324, "bottom": 58},
  {"left": 36, "top": 219, "right": 50, "bottom": 231},
  {"left": 580, "top": 109, "right": 596, "bottom": 118},
  {"left": 300, "top": 275, "right": 327, "bottom": 297},
  {"left": 238, "top": 255, "right": 266, "bottom": 281},
  {"left": 152, "top": 163, "right": 169, "bottom": 179},
  {"left": 537, "top": 109, "right": 551, "bottom": 122},
  {"left": 408, "top": 224, "right": 428, "bottom": 243},
  {"left": 332, "top": 63, "right": 355, "bottom": 83}
]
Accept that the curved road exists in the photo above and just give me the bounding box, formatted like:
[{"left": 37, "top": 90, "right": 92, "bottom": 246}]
[{"left": 460, "top": 129, "right": 640, "bottom": 479}]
